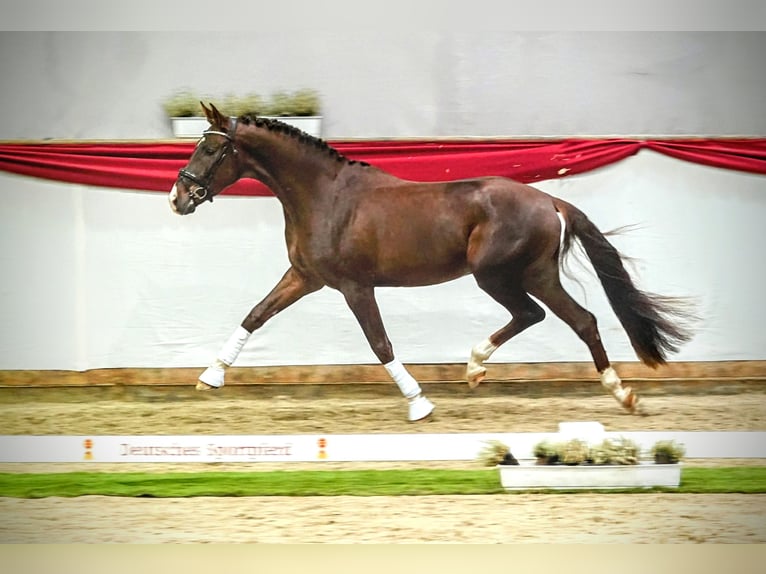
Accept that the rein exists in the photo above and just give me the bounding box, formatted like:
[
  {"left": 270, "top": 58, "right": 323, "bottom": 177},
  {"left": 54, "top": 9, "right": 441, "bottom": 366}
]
[{"left": 178, "top": 117, "right": 239, "bottom": 204}]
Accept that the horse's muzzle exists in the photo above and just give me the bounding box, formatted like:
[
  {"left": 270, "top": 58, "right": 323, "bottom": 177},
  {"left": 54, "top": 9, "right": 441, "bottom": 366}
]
[{"left": 169, "top": 183, "right": 196, "bottom": 215}]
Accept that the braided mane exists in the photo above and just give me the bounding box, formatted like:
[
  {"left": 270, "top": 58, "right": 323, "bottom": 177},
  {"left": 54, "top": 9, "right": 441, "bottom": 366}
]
[{"left": 238, "top": 115, "right": 369, "bottom": 167}]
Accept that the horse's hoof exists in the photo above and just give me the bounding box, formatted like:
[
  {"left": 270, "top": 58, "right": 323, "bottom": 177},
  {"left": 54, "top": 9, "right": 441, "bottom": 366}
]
[
  {"left": 197, "top": 365, "right": 225, "bottom": 390},
  {"left": 621, "top": 388, "right": 639, "bottom": 413},
  {"left": 466, "top": 367, "right": 486, "bottom": 389},
  {"left": 408, "top": 395, "right": 435, "bottom": 422}
]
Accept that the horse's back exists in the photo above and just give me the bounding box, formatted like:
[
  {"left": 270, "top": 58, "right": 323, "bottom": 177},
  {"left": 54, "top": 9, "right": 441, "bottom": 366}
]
[
  {"left": 327, "top": 174, "right": 560, "bottom": 287},
  {"left": 357, "top": 173, "right": 561, "bottom": 253}
]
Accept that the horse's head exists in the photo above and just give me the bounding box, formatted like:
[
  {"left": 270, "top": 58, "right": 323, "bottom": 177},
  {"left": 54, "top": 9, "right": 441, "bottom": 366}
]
[{"left": 169, "top": 102, "right": 240, "bottom": 215}]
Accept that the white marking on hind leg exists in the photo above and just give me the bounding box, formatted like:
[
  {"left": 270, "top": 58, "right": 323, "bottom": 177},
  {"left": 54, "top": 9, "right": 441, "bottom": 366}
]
[
  {"left": 600, "top": 366, "right": 639, "bottom": 411},
  {"left": 466, "top": 338, "right": 498, "bottom": 388}
]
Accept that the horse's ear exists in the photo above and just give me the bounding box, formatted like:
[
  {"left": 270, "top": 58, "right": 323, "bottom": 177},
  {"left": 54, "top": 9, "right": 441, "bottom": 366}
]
[
  {"left": 201, "top": 102, "right": 214, "bottom": 123},
  {"left": 201, "top": 102, "right": 227, "bottom": 128},
  {"left": 207, "top": 103, "right": 228, "bottom": 129}
]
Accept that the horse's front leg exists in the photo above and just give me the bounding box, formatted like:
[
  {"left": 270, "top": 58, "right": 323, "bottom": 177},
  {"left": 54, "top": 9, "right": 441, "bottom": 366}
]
[
  {"left": 197, "top": 267, "right": 322, "bottom": 390},
  {"left": 340, "top": 284, "right": 434, "bottom": 422}
]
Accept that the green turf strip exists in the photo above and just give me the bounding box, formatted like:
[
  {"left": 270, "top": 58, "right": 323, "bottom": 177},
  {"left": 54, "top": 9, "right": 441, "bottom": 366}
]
[{"left": 0, "top": 468, "right": 764, "bottom": 498}]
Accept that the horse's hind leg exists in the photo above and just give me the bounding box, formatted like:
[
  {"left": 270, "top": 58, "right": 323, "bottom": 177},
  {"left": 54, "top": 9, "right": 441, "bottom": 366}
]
[
  {"left": 526, "top": 274, "right": 639, "bottom": 412},
  {"left": 468, "top": 275, "right": 546, "bottom": 387}
]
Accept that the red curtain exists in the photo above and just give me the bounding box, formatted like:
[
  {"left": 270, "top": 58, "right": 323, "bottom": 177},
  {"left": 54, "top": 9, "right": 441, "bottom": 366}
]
[
  {"left": 0, "top": 138, "right": 764, "bottom": 196},
  {"left": 644, "top": 139, "right": 766, "bottom": 175}
]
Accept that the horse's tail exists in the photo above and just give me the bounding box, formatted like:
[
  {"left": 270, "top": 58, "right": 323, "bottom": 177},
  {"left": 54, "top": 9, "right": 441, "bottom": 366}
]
[{"left": 554, "top": 198, "right": 694, "bottom": 367}]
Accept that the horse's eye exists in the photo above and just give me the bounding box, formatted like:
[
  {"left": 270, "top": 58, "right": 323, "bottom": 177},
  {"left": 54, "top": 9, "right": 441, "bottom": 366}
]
[{"left": 204, "top": 146, "right": 216, "bottom": 155}]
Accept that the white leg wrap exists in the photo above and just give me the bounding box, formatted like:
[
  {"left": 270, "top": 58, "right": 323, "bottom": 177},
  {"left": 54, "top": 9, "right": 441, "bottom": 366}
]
[
  {"left": 197, "top": 326, "right": 251, "bottom": 390},
  {"left": 383, "top": 358, "right": 434, "bottom": 421},
  {"left": 218, "top": 326, "right": 251, "bottom": 366},
  {"left": 384, "top": 358, "right": 422, "bottom": 399},
  {"left": 600, "top": 366, "right": 622, "bottom": 391},
  {"left": 466, "top": 338, "right": 498, "bottom": 384}
]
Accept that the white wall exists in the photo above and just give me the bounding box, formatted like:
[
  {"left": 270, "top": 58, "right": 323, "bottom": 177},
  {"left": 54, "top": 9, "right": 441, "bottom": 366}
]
[
  {"left": 1, "top": 150, "right": 764, "bottom": 371},
  {"left": 0, "top": 32, "right": 764, "bottom": 139}
]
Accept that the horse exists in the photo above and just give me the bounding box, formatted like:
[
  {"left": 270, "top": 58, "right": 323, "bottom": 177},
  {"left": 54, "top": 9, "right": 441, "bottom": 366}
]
[{"left": 169, "top": 103, "right": 693, "bottom": 422}]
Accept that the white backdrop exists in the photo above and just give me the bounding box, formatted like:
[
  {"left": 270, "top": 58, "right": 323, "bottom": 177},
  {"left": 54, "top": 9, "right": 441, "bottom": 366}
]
[{"left": 1, "top": 150, "right": 764, "bottom": 371}]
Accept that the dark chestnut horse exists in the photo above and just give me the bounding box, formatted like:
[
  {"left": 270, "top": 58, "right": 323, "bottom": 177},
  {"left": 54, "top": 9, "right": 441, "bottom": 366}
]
[{"left": 170, "top": 103, "right": 692, "bottom": 421}]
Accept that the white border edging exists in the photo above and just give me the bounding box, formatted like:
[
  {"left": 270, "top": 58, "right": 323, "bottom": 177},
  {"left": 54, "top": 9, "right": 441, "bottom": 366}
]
[
  {"left": 0, "top": 431, "right": 764, "bottom": 464},
  {"left": 497, "top": 461, "right": 682, "bottom": 490}
]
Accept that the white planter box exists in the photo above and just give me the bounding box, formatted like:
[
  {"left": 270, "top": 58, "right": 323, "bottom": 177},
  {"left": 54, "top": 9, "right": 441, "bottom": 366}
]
[
  {"left": 170, "top": 117, "right": 211, "bottom": 138},
  {"left": 170, "top": 116, "right": 323, "bottom": 139},
  {"left": 498, "top": 461, "right": 681, "bottom": 490}
]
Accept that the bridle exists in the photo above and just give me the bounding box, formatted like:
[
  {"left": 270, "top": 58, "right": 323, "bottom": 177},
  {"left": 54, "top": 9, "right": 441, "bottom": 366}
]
[{"left": 178, "top": 117, "right": 239, "bottom": 204}]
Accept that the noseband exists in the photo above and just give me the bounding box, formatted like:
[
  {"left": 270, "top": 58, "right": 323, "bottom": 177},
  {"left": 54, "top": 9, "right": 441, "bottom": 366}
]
[{"left": 178, "top": 117, "right": 238, "bottom": 204}]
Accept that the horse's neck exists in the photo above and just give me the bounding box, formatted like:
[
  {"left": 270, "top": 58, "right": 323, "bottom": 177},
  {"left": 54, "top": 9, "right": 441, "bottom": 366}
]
[{"left": 242, "top": 133, "right": 339, "bottom": 216}]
